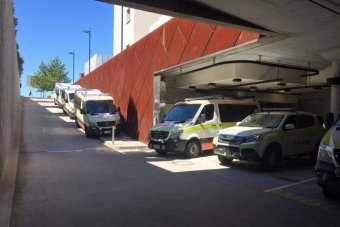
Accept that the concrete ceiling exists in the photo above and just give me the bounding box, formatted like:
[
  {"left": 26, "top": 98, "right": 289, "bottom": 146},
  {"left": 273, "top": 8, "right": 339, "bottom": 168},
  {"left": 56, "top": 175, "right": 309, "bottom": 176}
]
[
  {"left": 101, "top": 0, "right": 340, "bottom": 68},
  {"left": 99, "top": 0, "right": 340, "bottom": 93}
]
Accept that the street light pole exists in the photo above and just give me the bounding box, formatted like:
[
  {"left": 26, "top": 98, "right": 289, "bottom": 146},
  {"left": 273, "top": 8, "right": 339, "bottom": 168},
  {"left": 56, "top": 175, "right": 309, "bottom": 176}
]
[
  {"left": 68, "top": 51, "right": 75, "bottom": 83},
  {"left": 83, "top": 28, "right": 91, "bottom": 74}
]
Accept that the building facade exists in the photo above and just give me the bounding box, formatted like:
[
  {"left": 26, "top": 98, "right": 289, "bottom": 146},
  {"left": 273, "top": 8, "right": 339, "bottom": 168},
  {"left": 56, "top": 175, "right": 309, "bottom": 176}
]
[
  {"left": 113, "top": 6, "right": 171, "bottom": 56},
  {"left": 76, "top": 17, "right": 259, "bottom": 142}
]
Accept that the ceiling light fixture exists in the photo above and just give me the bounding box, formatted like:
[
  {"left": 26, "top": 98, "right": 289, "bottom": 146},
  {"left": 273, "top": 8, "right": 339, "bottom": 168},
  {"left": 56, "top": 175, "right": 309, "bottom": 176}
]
[
  {"left": 188, "top": 86, "right": 196, "bottom": 90},
  {"left": 277, "top": 82, "right": 286, "bottom": 87},
  {"left": 249, "top": 86, "right": 257, "bottom": 92},
  {"left": 208, "top": 83, "right": 216, "bottom": 87},
  {"left": 232, "top": 78, "right": 242, "bottom": 83}
]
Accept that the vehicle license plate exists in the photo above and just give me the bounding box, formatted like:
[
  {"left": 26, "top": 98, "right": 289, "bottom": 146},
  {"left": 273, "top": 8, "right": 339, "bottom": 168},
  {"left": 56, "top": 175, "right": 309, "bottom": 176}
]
[
  {"left": 104, "top": 130, "right": 111, "bottom": 134},
  {"left": 153, "top": 144, "right": 160, "bottom": 149}
]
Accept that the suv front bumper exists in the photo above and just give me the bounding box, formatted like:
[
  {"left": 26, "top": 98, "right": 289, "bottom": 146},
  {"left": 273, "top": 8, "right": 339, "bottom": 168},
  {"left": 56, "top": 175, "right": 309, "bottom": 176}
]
[{"left": 214, "top": 144, "right": 260, "bottom": 161}]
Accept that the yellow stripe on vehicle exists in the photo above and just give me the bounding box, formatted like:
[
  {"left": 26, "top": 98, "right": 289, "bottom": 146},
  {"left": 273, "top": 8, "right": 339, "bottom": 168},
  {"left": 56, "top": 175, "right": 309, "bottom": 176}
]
[
  {"left": 183, "top": 122, "right": 236, "bottom": 134},
  {"left": 321, "top": 129, "right": 332, "bottom": 145}
]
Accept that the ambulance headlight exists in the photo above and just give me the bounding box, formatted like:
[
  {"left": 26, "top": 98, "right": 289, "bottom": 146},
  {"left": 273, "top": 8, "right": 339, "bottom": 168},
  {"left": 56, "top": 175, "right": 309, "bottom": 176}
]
[
  {"left": 170, "top": 130, "right": 183, "bottom": 139},
  {"left": 244, "top": 134, "right": 261, "bottom": 143},
  {"left": 318, "top": 144, "right": 333, "bottom": 163}
]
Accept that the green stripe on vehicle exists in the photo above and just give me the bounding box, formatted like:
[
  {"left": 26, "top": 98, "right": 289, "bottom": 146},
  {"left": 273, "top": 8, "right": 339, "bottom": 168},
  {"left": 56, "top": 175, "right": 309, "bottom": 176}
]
[{"left": 321, "top": 129, "right": 332, "bottom": 145}]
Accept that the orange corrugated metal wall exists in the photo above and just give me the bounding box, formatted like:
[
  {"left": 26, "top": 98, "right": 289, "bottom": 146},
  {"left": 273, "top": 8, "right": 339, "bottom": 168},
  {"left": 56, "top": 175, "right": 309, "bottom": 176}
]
[{"left": 76, "top": 18, "right": 259, "bottom": 142}]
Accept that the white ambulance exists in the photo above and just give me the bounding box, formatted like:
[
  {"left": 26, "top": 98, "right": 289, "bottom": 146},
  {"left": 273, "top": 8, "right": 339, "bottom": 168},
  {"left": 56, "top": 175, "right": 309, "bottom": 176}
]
[
  {"left": 53, "top": 83, "right": 71, "bottom": 108},
  {"left": 148, "top": 97, "right": 258, "bottom": 158},
  {"left": 315, "top": 112, "right": 340, "bottom": 199},
  {"left": 74, "top": 89, "right": 121, "bottom": 137},
  {"left": 61, "top": 85, "right": 82, "bottom": 118}
]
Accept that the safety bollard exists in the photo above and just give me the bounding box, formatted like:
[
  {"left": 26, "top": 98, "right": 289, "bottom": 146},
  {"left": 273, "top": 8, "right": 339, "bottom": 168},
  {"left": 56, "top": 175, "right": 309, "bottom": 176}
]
[{"left": 112, "top": 126, "right": 116, "bottom": 145}]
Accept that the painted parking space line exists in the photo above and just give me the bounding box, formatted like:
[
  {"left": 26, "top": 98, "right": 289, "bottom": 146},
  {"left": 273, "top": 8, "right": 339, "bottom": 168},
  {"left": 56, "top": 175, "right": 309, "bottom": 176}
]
[
  {"left": 268, "top": 189, "right": 340, "bottom": 214},
  {"left": 264, "top": 177, "right": 316, "bottom": 193}
]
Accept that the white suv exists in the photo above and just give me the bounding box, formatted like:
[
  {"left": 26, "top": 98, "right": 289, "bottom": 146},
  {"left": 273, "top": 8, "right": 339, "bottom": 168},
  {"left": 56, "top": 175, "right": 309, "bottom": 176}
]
[{"left": 214, "top": 111, "right": 326, "bottom": 171}]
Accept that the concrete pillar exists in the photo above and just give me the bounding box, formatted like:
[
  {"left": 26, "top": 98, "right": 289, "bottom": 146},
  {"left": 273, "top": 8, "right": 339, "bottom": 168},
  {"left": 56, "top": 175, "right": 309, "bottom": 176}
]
[{"left": 329, "top": 60, "right": 340, "bottom": 115}]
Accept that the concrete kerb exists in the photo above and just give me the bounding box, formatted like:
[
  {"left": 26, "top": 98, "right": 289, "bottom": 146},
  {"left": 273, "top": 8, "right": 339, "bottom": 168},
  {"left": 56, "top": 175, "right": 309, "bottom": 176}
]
[{"left": 98, "top": 133, "right": 153, "bottom": 152}]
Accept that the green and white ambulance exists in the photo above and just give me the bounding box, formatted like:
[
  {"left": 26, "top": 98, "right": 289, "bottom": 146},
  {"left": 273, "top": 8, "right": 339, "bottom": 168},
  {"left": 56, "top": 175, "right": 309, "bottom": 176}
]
[
  {"left": 214, "top": 111, "right": 325, "bottom": 171},
  {"left": 61, "top": 85, "right": 82, "bottom": 118},
  {"left": 53, "top": 83, "right": 71, "bottom": 108},
  {"left": 74, "top": 89, "right": 121, "bottom": 137},
  {"left": 315, "top": 112, "right": 340, "bottom": 199},
  {"left": 148, "top": 98, "right": 258, "bottom": 158}
]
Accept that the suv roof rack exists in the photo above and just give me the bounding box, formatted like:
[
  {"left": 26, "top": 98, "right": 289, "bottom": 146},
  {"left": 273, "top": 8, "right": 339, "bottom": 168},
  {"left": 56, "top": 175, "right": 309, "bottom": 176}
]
[
  {"left": 185, "top": 95, "right": 232, "bottom": 101},
  {"left": 262, "top": 108, "right": 296, "bottom": 112}
]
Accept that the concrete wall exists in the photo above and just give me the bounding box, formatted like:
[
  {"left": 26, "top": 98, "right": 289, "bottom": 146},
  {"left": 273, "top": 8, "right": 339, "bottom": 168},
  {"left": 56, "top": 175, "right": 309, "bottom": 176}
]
[
  {"left": 0, "top": 0, "right": 22, "bottom": 225},
  {"left": 0, "top": 0, "right": 21, "bottom": 177}
]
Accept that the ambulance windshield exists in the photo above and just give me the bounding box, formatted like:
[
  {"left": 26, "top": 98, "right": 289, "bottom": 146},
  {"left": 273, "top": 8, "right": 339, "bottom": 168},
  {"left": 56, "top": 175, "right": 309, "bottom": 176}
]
[
  {"left": 163, "top": 104, "right": 201, "bottom": 123},
  {"left": 239, "top": 113, "right": 284, "bottom": 128},
  {"left": 69, "top": 93, "right": 75, "bottom": 102},
  {"left": 86, "top": 100, "right": 117, "bottom": 114}
]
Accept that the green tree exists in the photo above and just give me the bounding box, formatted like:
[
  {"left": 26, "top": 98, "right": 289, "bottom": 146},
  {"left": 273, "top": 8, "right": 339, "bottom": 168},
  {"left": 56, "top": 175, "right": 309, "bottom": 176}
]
[
  {"left": 14, "top": 17, "right": 24, "bottom": 77},
  {"left": 31, "top": 57, "right": 70, "bottom": 94}
]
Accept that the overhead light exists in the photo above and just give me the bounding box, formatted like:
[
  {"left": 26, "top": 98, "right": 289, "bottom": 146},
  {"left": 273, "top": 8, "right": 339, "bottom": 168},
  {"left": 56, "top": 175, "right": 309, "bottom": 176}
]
[
  {"left": 232, "top": 78, "right": 242, "bottom": 83},
  {"left": 277, "top": 82, "right": 286, "bottom": 87},
  {"left": 188, "top": 86, "right": 196, "bottom": 90},
  {"left": 249, "top": 86, "right": 257, "bottom": 92},
  {"left": 208, "top": 83, "right": 216, "bottom": 88}
]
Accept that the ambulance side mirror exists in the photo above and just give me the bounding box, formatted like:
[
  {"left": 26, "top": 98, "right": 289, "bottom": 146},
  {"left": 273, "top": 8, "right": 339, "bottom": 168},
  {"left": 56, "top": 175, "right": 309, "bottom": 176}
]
[
  {"left": 117, "top": 107, "right": 121, "bottom": 113},
  {"left": 324, "top": 112, "right": 334, "bottom": 129}
]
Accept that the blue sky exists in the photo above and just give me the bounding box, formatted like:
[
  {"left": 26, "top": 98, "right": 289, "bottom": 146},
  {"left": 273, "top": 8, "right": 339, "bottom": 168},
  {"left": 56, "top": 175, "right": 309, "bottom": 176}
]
[{"left": 14, "top": 0, "right": 114, "bottom": 97}]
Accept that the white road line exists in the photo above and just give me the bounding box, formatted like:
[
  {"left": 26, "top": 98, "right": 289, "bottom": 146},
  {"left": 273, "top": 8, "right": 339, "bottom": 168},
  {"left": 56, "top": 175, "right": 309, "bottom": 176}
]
[
  {"left": 46, "top": 149, "right": 84, "bottom": 153},
  {"left": 265, "top": 177, "right": 317, "bottom": 193}
]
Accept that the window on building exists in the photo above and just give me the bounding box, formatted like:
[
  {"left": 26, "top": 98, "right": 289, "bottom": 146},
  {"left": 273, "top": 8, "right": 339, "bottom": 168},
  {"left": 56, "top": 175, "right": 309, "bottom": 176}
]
[{"left": 126, "top": 8, "right": 131, "bottom": 24}]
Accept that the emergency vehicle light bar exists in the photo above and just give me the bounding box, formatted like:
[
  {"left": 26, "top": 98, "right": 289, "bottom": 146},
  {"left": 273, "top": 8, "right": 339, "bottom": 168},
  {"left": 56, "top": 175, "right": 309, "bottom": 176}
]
[
  {"left": 262, "top": 108, "right": 295, "bottom": 112},
  {"left": 185, "top": 95, "right": 227, "bottom": 101}
]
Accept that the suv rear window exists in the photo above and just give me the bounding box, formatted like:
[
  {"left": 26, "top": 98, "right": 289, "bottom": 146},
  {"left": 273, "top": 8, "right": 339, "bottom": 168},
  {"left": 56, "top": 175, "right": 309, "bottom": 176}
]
[
  {"left": 296, "top": 115, "right": 314, "bottom": 128},
  {"left": 218, "top": 104, "right": 257, "bottom": 122}
]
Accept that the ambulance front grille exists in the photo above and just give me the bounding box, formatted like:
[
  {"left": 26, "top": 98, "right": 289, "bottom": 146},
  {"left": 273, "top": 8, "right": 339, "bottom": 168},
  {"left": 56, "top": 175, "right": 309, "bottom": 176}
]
[
  {"left": 150, "top": 131, "right": 169, "bottom": 140},
  {"left": 97, "top": 121, "right": 116, "bottom": 127}
]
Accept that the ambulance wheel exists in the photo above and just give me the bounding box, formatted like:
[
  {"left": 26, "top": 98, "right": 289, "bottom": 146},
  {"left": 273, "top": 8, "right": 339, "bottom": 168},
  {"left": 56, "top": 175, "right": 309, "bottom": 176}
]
[
  {"left": 184, "top": 140, "right": 201, "bottom": 158},
  {"left": 155, "top": 149, "right": 167, "bottom": 155},
  {"left": 322, "top": 187, "right": 339, "bottom": 200},
  {"left": 85, "top": 125, "right": 92, "bottom": 138},
  {"left": 218, "top": 155, "right": 233, "bottom": 165},
  {"left": 75, "top": 118, "right": 80, "bottom": 128},
  {"left": 260, "top": 145, "right": 281, "bottom": 171}
]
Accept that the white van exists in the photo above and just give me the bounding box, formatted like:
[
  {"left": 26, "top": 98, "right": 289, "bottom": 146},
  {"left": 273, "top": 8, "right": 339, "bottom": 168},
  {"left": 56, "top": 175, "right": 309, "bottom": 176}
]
[
  {"left": 53, "top": 83, "right": 71, "bottom": 108},
  {"left": 62, "top": 86, "right": 82, "bottom": 118},
  {"left": 148, "top": 98, "right": 258, "bottom": 158},
  {"left": 74, "top": 89, "right": 121, "bottom": 137}
]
